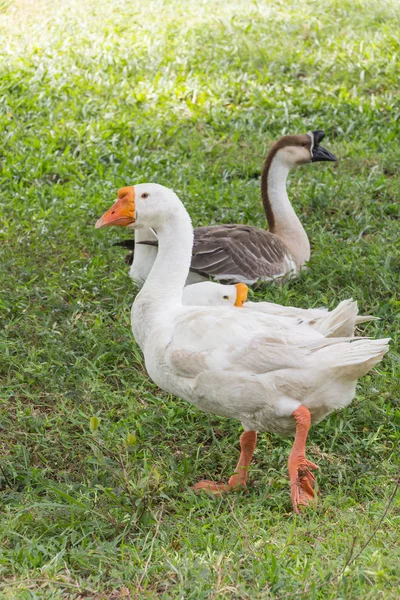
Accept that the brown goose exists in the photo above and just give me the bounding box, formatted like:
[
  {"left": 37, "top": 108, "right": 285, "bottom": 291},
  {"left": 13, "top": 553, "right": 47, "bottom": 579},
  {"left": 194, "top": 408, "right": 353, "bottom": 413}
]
[{"left": 113, "top": 130, "right": 336, "bottom": 285}]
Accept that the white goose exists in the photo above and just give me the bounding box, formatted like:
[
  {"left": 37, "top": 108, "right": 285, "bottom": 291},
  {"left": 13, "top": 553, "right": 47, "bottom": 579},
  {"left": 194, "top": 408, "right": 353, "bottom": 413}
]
[
  {"left": 178, "top": 281, "right": 377, "bottom": 337},
  {"left": 96, "top": 184, "right": 389, "bottom": 513},
  {"left": 114, "top": 130, "right": 336, "bottom": 286}
]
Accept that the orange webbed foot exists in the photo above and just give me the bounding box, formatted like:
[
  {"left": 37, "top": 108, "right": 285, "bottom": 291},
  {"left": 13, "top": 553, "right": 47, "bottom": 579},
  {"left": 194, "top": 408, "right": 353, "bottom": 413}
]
[
  {"left": 192, "top": 431, "right": 257, "bottom": 497},
  {"left": 192, "top": 473, "right": 248, "bottom": 495},
  {"left": 191, "top": 480, "right": 231, "bottom": 495},
  {"left": 289, "top": 456, "right": 319, "bottom": 514}
]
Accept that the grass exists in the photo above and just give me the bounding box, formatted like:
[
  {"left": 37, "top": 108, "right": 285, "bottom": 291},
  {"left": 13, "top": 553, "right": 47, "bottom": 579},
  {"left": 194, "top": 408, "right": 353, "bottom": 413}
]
[{"left": 0, "top": 0, "right": 399, "bottom": 597}]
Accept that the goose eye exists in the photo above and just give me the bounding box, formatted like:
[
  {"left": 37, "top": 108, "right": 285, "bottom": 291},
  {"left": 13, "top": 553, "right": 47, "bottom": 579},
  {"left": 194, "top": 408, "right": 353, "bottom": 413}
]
[
  {"left": 301, "top": 142, "right": 308, "bottom": 147},
  {"left": 223, "top": 295, "right": 229, "bottom": 300},
  {"left": 141, "top": 193, "right": 149, "bottom": 199}
]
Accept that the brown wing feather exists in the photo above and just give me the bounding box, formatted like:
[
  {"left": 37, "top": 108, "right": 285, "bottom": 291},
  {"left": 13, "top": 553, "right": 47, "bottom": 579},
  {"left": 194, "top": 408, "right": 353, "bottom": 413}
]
[{"left": 190, "top": 225, "right": 292, "bottom": 283}]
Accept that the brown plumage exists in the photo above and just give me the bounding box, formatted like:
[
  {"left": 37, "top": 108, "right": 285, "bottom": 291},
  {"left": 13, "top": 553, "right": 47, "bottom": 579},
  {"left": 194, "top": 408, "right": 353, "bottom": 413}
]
[{"left": 189, "top": 224, "right": 290, "bottom": 283}]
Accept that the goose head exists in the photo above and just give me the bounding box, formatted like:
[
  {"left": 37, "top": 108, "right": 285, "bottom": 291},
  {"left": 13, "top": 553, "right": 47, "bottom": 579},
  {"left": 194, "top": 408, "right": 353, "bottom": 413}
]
[
  {"left": 270, "top": 130, "right": 336, "bottom": 168},
  {"left": 95, "top": 183, "right": 181, "bottom": 231},
  {"left": 202, "top": 282, "right": 248, "bottom": 308},
  {"left": 183, "top": 282, "right": 248, "bottom": 307}
]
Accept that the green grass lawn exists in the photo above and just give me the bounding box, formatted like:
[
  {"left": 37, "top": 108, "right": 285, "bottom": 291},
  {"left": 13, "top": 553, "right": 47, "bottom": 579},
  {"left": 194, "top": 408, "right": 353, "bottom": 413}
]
[{"left": 1, "top": 0, "right": 399, "bottom": 597}]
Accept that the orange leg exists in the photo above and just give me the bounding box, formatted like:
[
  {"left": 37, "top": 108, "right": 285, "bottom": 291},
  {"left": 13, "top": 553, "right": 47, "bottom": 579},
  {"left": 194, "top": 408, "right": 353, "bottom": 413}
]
[
  {"left": 288, "top": 406, "right": 319, "bottom": 514},
  {"left": 192, "top": 431, "right": 257, "bottom": 495}
]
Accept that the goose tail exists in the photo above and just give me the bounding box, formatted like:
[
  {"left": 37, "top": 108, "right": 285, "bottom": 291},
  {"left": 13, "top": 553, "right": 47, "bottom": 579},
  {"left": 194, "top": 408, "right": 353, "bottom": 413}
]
[
  {"left": 309, "top": 299, "right": 357, "bottom": 337},
  {"left": 318, "top": 337, "right": 390, "bottom": 378},
  {"left": 354, "top": 314, "right": 380, "bottom": 325},
  {"left": 310, "top": 299, "right": 380, "bottom": 338}
]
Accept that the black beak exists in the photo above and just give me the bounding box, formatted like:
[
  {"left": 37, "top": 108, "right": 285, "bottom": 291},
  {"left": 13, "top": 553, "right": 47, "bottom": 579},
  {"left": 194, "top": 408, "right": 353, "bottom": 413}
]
[
  {"left": 311, "top": 130, "right": 336, "bottom": 162},
  {"left": 312, "top": 145, "right": 337, "bottom": 162}
]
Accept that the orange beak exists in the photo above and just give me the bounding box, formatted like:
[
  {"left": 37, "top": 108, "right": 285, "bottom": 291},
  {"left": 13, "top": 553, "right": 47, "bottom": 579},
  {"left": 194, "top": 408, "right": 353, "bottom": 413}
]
[
  {"left": 95, "top": 187, "right": 136, "bottom": 229},
  {"left": 234, "top": 283, "right": 248, "bottom": 307}
]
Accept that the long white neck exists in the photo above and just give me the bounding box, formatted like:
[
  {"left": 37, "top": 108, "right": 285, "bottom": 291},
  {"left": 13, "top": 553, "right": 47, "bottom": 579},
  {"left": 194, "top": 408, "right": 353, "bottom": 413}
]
[
  {"left": 134, "top": 227, "right": 157, "bottom": 243},
  {"left": 135, "top": 207, "right": 193, "bottom": 309},
  {"left": 262, "top": 155, "right": 310, "bottom": 268}
]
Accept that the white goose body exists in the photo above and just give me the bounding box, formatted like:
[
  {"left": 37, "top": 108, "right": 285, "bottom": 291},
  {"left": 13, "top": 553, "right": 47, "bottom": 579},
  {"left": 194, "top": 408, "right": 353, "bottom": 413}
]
[
  {"left": 136, "top": 303, "right": 362, "bottom": 435},
  {"left": 96, "top": 183, "right": 389, "bottom": 512}
]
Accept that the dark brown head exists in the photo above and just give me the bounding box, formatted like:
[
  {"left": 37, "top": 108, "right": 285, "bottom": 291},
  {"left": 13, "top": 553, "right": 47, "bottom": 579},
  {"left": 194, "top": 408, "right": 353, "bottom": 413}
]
[
  {"left": 267, "top": 130, "right": 336, "bottom": 167},
  {"left": 261, "top": 131, "right": 336, "bottom": 230}
]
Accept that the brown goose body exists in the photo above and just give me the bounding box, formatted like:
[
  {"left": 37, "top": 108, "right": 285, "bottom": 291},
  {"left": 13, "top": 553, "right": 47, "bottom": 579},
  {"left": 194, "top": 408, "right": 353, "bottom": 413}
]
[
  {"left": 189, "top": 224, "right": 294, "bottom": 284},
  {"left": 115, "top": 131, "right": 336, "bottom": 286}
]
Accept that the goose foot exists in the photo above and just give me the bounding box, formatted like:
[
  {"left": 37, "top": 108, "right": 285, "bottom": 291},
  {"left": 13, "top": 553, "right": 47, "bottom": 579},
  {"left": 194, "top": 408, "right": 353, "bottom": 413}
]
[
  {"left": 288, "top": 405, "right": 319, "bottom": 514},
  {"left": 191, "top": 480, "right": 233, "bottom": 495},
  {"left": 192, "top": 431, "right": 257, "bottom": 496},
  {"left": 289, "top": 456, "right": 318, "bottom": 513}
]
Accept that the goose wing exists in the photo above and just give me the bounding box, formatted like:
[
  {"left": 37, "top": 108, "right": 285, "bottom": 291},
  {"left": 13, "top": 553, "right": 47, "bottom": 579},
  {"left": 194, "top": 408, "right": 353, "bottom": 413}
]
[
  {"left": 167, "top": 306, "right": 323, "bottom": 379},
  {"left": 190, "top": 225, "right": 294, "bottom": 284},
  {"left": 244, "top": 301, "right": 329, "bottom": 318}
]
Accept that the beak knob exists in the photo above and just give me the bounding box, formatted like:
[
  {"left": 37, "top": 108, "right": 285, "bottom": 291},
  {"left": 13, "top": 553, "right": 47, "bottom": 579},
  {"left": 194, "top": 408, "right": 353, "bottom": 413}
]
[
  {"left": 312, "top": 130, "right": 325, "bottom": 145},
  {"left": 95, "top": 187, "right": 136, "bottom": 228}
]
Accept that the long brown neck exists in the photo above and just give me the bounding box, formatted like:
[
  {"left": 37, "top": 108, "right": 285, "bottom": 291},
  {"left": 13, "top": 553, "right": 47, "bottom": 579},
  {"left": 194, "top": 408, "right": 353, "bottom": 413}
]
[
  {"left": 260, "top": 144, "right": 310, "bottom": 267},
  {"left": 261, "top": 144, "right": 280, "bottom": 232}
]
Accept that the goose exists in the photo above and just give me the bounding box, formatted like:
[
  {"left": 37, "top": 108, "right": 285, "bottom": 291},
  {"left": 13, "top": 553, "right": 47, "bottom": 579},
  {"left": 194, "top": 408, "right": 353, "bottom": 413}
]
[
  {"left": 95, "top": 183, "right": 389, "bottom": 513},
  {"left": 113, "top": 130, "right": 336, "bottom": 286},
  {"left": 176, "top": 281, "right": 377, "bottom": 337}
]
